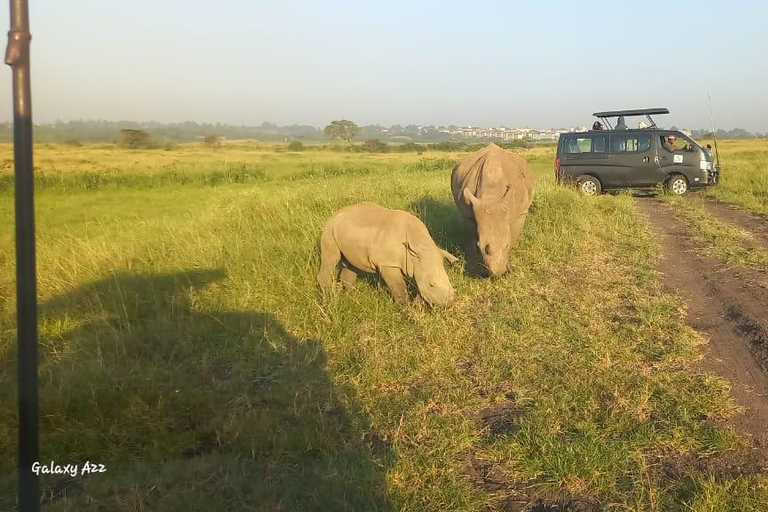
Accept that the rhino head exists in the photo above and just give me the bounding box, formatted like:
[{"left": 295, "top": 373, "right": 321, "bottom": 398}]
[
  {"left": 463, "top": 186, "right": 515, "bottom": 277},
  {"left": 404, "top": 240, "right": 458, "bottom": 305}
]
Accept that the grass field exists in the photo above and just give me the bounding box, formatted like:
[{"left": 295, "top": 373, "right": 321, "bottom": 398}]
[
  {"left": 701, "top": 139, "right": 768, "bottom": 217},
  {"left": 1, "top": 141, "right": 767, "bottom": 511}
]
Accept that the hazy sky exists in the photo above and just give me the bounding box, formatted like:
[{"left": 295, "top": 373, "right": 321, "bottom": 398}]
[{"left": 0, "top": 0, "right": 766, "bottom": 130}]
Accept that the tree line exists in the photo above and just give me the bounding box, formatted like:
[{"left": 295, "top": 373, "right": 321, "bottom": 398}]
[
  {"left": 0, "top": 119, "right": 763, "bottom": 146},
  {"left": 0, "top": 119, "right": 452, "bottom": 145}
]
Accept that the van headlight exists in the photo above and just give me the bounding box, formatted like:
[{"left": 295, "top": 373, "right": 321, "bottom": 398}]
[{"left": 700, "top": 160, "right": 712, "bottom": 170}]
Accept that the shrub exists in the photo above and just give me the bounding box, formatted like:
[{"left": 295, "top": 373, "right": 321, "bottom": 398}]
[
  {"left": 203, "top": 134, "right": 221, "bottom": 147},
  {"left": 119, "top": 129, "right": 154, "bottom": 149},
  {"left": 396, "top": 142, "right": 423, "bottom": 153},
  {"left": 361, "top": 138, "right": 389, "bottom": 153}
]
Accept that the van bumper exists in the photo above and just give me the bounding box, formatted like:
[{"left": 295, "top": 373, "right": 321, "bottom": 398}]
[{"left": 694, "top": 169, "right": 719, "bottom": 187}]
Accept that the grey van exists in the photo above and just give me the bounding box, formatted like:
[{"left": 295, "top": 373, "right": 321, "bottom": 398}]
[{"left": 555, "top": 108, "right": 720, "bottom": 195}]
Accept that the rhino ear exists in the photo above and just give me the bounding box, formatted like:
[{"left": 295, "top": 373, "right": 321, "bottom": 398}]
[
  {"left": 463, "top": 187, "right": 479, "bottom": 206},
  {"left": 439, "top": 248, "right": 459, "bottom": 264},
  {"left": 403, "top": 241, "right": 420, "bottom": 259}
]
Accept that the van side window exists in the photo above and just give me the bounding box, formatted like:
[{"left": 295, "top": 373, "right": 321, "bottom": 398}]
[
  {"left": 610, "top": 133, "right": 651, "bottom": 153},
  {"left": 565, "top": 137, "right": 593, "bottom": 154},
  {"left": 637, "top": 134, "right": 651, "bottom": 152},
  {"left": 593, "top": 135, "right": 606, "bottom": 153}
]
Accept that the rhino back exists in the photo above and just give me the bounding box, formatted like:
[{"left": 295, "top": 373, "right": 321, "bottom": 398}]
[
  {"left": 403, "top": 212, "right": 441, "bottom": 252},
  {"left": 331, "top": 203, "right": 412, "bottom": 272}
]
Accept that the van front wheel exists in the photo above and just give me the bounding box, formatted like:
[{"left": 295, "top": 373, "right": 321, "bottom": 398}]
[
  {"left": 665, "top": 175, "right": 689, "bottom": 195},
  {"left": 577, "top": 175, "right": 602, "bottom": 196}
]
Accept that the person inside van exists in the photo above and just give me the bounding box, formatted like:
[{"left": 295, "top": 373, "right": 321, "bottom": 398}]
[
  {"left": 661, "top": 135, "right": 679, "bottom": 152},
  {"left": 592, "top": 121, "right": 603, "bottom": 130},
  {"left": 615, "top": 116, "right": 628, "bottom": 130}
]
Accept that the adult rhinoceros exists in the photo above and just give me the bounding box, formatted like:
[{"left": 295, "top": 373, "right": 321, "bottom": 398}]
[{"left": 450, "top": 143, "right": 535, "bottom": 277}]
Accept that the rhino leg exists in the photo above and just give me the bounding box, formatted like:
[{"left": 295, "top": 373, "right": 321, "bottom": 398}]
[
  {"left": 379, "top": 267, "right": 409, "bottom": 303},
  {"left": 460, "top": 217, "right": 485, "bottom": 277},
  {"left": 317, "top": 227, "right": 341, "bottom": 288},
  {"left": 339, "top": 263, "right": 359, "bottom": 288}
]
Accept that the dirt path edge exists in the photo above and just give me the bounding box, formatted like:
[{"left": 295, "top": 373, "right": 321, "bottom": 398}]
[{"left": 636, "top": 197, "right": 768, "bottom": 460}]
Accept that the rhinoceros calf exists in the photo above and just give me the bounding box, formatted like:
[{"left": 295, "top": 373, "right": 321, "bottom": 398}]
[
  {"left": 451, "top": 143, "right": 535, "bottom": 277},
  {"left": 317, "top": 202, "right": 458, "bottom": 305}
]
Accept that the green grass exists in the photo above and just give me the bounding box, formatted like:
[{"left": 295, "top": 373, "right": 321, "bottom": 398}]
[
  {"left": 0, "top": 143, "right": 765, "bottom": 510},
  {"left": 661, "top": 194, "right": 768, "bottom": 273},
  {"left": 701, "top": 139, "right": 768, "bottom": 219}
]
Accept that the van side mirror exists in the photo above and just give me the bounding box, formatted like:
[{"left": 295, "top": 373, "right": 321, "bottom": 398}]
[{"left": 706, "top": 144, "right": 712, "bottom": 149}]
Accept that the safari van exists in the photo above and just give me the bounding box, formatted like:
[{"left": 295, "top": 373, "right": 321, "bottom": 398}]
[{"left": 555, "top": 108, "right": 720, "bottom": 195}]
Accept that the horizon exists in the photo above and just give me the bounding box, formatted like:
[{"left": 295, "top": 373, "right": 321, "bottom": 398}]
[
  {"left": 1, "top": 1, "right": 766, "bottom": 132},
  {"left": 3, "top": 119, "right": 760, "bottom": 134}
]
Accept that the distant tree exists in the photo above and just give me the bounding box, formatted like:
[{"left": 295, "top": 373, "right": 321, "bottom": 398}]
[
  {"left": 324, "top": 120, "right": 360, "bottom": 144},
  {"left": 361, "top": 138, "right": 389, "bottom": 153},
  {"left": 287, "top": 140, "right": 305, "bottom": 151},
  {"left": 119, "top": 129, "right": 152, "bottom": 149},
  {"left": 203, "top": 134, "right": 221, "bottom": 147},
  {"left": 728, "top": 128, "right": 751, "bottom": 139},
  {"left": 398, "top": 142, "right": 423, "bottom": 152}
]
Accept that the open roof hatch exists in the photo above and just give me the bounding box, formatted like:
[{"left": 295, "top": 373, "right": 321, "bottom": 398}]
[{"left": 592, "top": 108, "right": 669, "bottom": 129}]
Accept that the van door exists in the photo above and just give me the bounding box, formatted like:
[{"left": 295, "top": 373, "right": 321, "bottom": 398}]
[
  {"left": 657, "top": 132, "right": 701, "bottom": 184},
  {"left": 608, "top": 132, "right": 662, "bottom": 187},
  {"left": 559, "top": 133, "right": 609, "bottom": 183}
]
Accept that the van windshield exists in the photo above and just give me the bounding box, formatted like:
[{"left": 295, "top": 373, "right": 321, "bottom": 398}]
[{"left": 660, "top": 134, "right": 698, "bottom": 153}]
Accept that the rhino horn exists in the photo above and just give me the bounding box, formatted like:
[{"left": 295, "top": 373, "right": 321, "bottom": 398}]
[{"left": 463, "top": 187, "right": 480, "bottom": 206}]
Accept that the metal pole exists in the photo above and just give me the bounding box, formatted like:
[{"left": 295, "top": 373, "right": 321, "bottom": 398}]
[
  {"left": 5, "top": 0, "right": 40, "bottom": 510},
  {"left": 707, "top": 93, "right": 721, "bottom": 167}
]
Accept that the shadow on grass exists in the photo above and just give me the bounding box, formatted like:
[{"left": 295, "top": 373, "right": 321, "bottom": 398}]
[
  {"left": 0, "top": 269, "right": 393, "bottom": 511},
  {"left": 409, "top": 195, "right": 487, "bottom": 278}
]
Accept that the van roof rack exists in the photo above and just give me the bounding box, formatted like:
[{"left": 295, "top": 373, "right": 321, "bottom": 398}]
[{"left": 592, "top": 107, "right": 669, "bottom": 129}]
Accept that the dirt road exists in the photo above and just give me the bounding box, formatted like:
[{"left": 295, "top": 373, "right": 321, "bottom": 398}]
[{"left": 636, "top": 196, "right": 768, "bottom": 458}]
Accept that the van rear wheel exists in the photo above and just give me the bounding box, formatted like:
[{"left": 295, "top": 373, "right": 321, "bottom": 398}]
[
  {"left": 577, "top": 175, "right": 601, "bottom": 196},
  {"left": 665, "top": 175, "right": 689, "bottom": 195}
]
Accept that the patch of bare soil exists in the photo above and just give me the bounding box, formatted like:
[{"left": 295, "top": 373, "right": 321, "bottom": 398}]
[
  {"left": 464, "top": 454, "right": 600, "bottom": 512},
  {"left": 475, "top": 394, "right": 524, "bottom": 437},
  {"left": 636, "top": 197, "right": 768, "bottom": 459},
  {"left": 647, "top": 446, "right": 766, "bottom": 483},
  {"left": 466, "top": 394, "right": 599, "bottom": 512}
]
